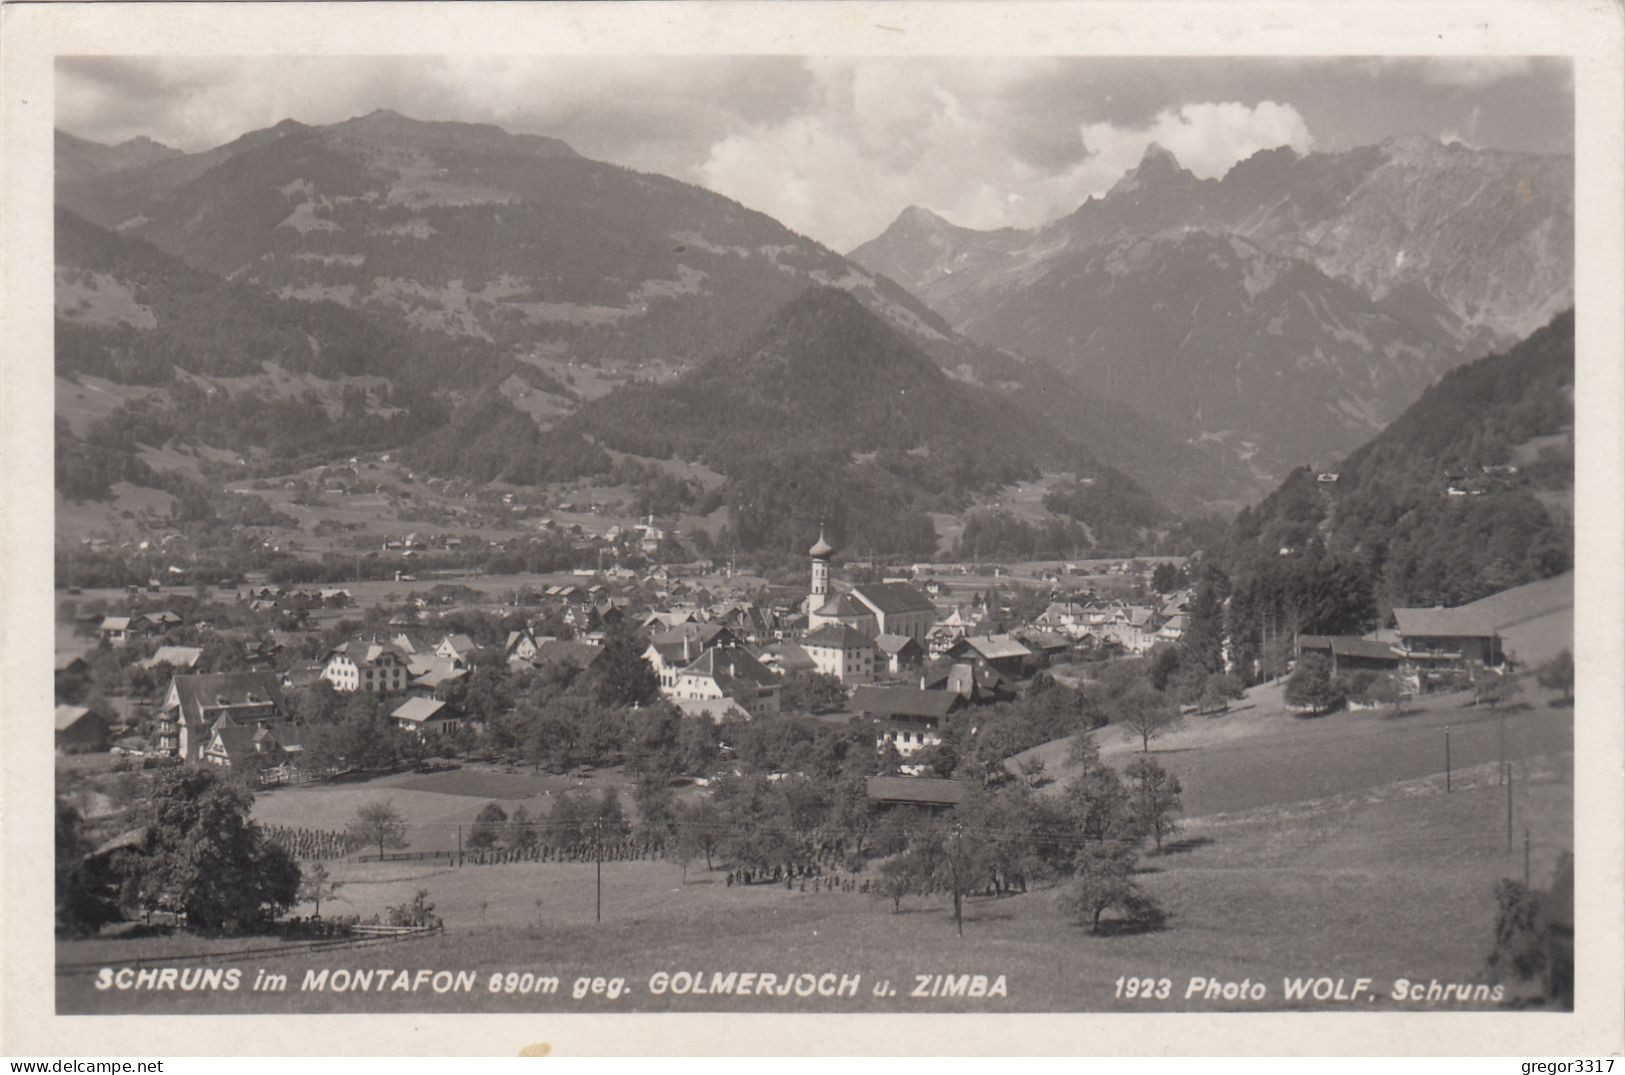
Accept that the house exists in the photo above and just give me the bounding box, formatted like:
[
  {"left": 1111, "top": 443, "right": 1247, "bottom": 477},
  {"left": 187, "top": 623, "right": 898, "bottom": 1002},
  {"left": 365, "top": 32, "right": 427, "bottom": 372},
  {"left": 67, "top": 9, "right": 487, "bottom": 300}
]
[
  {"left": 1295, "top": 635, "right": 1403, "bottom": 676},
  {"left": 945, "top": 634, "right": 1034, "bottom": 678},
  {"left": 391, "top": 697, "right": 465, "bottom": 737},
  {"left": 643, "top": 624, "right": 737, "bottom": 689},
  {"left": 1392, "top": 607, "right": 1504, "bottom": 667},
  {"left": 865, "top": 775, "right": 967, "bottom": 813},
  {"left": 434, "top": 633, "right": 479, "bottom": 665},
  {"left": 56, "top": 705, "right": 111, "bottom": 753},
  {"left": 873, "top": 634, "right": 925, "bottom": 677},
  {"left": 1013, "top": 628, "right": 1071, "bottom": 660},
  {"left": 666, "top": 646, "right": 781, "bottom": 718},
  {"left": 850, "top": 686, "right": 965, "bottom": 756},
  {"left": 202, "top": 720, "right": 303, "bottom": 770},
  {"left": 322, "top": 640, "right": 411, "bottom": 693},
  {"left": 504, "top": 629, "right": 542, "bottom": 666},
  {"left": 757, "top": 640, "right": 817, "bottom": 678},
  {"left": 160, "top": 671, "right": 288, "bottom": 761},
  {"left": 140, "top": 610, "right": 183, "bottom": 634},
  {"left": 99, "top": 615, "right": 134, "bottom": 647},
  {"left": 801, "top": 624, "right": 876, "bottom": 685},
  {"left": 531, "top": 640, "right": 605, "bottom": 676},
  {"left": 921, "top": 661, "right": 1013, "bottom": 705},
  {"left": 140, "top": 645, "right": 203, "bottom": 671}
]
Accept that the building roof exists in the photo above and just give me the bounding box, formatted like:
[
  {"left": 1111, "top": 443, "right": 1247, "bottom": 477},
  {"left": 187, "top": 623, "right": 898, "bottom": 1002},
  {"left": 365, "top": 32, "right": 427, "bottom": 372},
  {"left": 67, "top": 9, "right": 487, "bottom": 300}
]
[
  {"left": 955, "top": 634, "right": 1034, "bottom": 661},
  {"left": 678, "top": 646, "right": 778, "bottom": 691},
  {"left": 167, "top": 671, "right": 286, "bottom": 723},
  {"left": 392, "top": 697, "right": 451, "bottom": 724},
  {"left": 865, "top": 775, "right": 968, "bottom": 807},
  {"left": 813, "top": 593, "right": 872, "bottom": 619},
  {"left": 328, "top": 640, "right": 410, "bottom": 667},
  {"left": 533, "top": 639, "right": 604, "bottom": 671},
  {"left": 55, "top": 704, "right": 95, "bottom": 732},
  {"left": 1393, "top": 607, "right": 1500, "bottom": 639},
  {"left": 873, "top": 633, "right": 922, "bottom": 656},
  {"left": 852, "top": 582, "right": 937, "bottom": 616},
  {"left": 803, "top": 624, "right": 875, "bottom": 650},
  {"left": 141, "top": 645, "right": 203, "bottom": 670},
  {"left": 100, "top": 616, "right": 131, "bottom": 631},
  {"left": 439, "top": 633, "right": 478, "bottom": 654},
  {"left": 808, "top": 528, "right": 835, "bottom": 558},
  {"left": 849, "top": 686, "right": 962, "bottom": 720},
  {"left": 759, "top": 641, "right": 816, "bottom": 674}
]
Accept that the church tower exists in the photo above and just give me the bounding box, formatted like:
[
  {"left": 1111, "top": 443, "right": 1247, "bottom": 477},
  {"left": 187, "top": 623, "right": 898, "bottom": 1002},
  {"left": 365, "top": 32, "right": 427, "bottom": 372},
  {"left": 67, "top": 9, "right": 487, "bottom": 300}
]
[{"left": 805, "top": 526, "right": 834, "bottom": 616}]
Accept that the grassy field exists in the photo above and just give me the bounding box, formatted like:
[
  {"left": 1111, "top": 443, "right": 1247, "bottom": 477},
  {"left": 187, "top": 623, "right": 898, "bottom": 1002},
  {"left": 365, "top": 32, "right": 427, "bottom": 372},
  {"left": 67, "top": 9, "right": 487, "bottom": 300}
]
[{"left": 57, "top": 752, "right": 1571, "bottom": 1014}]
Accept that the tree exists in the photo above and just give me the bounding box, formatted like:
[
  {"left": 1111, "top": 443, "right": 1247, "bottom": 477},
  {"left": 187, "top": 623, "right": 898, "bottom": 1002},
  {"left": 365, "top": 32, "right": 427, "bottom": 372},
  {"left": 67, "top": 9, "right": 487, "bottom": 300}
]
[
  {"left": 505, "top": 805, "right": 538, "bottom": 853},
  {"left": 297, "top": 862, "right": 343, "bottom": 918},
  {"left": 674, "top": 799, "right": 723, "bottom": 870},
  {"left": 1350, "top": 670, "right": 1405, "bottom": 716},
  {"left": 1113, "top": 681, "right": 1182, "bottom": 752},
  {"left": 1284, "top": 653, "right": 1347, "bottom": 716},
  {"left": 1488, "top": 853, "right": 1573, "bottom": 1008},
  {"left": 876, "top": 852, "right": 922, "bottom": 913},
  {"left": 130, "top": 767, "right": 301, "bottom": 930},
  {"left": 585, "top": 621, "right": 660, "bottom": 708},
  {"left": 1536, "top": 649, "right": 1573, "bottom": 705},
  {"left": 348, "top": 799, "right": 409, "bottom": 860},
  {"left": 1065, "top": 843, "right": 1161, "bottom": 934},
  {"left": 1064, "top": 761, "right": 1134, "bottom": 845},
  {"left": 1124, "top": 757, "right": 1183, "bottom": 852},
  {"left": 468, "top": 802, "right": 508, "bottom": 850},
  {"left": 1473, "top": 671, "right": 1517, "bottom": 711}
]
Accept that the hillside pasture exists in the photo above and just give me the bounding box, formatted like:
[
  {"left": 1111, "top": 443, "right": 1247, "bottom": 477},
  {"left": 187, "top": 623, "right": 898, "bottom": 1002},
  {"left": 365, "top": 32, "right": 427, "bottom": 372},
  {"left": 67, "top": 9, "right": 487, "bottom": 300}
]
[{"left": 58, "top": 753, "right": 1572, "bottom": 1014}]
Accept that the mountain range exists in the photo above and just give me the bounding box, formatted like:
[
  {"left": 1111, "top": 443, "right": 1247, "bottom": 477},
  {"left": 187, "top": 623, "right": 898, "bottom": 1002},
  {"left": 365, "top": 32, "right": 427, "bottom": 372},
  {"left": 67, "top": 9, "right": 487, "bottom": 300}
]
[
  {"left": 850, "top": 137, "right": 1573, "bottom": 480},
  {"left": 54, "top": 111, "right": 1573, "bottom": 527}
]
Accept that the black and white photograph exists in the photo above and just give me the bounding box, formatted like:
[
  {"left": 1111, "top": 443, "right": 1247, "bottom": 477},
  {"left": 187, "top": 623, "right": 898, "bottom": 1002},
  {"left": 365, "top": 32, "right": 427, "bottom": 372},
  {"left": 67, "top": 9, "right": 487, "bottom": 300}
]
[{"left": 4, "top": 0, "right": 1622, "bottom": 1058}]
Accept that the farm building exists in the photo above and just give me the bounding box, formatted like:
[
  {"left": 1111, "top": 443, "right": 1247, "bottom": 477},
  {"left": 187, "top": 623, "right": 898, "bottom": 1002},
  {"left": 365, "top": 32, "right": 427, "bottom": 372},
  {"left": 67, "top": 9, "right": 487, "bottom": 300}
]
[{"left": 55, "top": 705, "right": 110, "bottom": 753}]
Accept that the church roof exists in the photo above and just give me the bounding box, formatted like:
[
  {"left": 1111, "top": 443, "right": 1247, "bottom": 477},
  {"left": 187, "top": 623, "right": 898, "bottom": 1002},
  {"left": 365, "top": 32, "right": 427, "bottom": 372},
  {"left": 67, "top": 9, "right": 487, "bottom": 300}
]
[
  {"left": 815, "top": 593, "right": 871, "bottom": 619},
  {"left": 852, "top": 582, "right": 936, "bottom": 616},
  {"left": 808, "top": 528, "right": 835, "bottom": 558}
]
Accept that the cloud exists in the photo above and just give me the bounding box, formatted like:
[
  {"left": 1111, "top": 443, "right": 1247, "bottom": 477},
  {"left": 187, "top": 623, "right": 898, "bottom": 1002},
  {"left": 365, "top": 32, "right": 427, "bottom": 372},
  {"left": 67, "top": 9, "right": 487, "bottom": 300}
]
[{"left": 1079, "top": 101, "right": 1315, "bottom": 182}]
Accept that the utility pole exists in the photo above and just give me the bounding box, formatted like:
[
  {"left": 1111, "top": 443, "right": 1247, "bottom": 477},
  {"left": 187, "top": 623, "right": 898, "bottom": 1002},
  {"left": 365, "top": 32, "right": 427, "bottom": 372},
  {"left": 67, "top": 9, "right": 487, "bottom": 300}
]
[
  {"left": 457, "top": 823, "right": 463, "bottom": 868},
  {"left": 1445, "top": 727, "right": 1452, "bottom": 793},
  {"left": 1505, "top": 763, "right": 1514, "bottom": 853},
  {"left": 1523, "top": 829, "right": 1531, "bottom": 887},
  {"left": 952, "top": 822, "right": 964, "bottom": 939},
  {"left": 1498, "top": 712, "right": 1507, "bottom": 785},
  {"left": 595, "top": 817, "right": 603, "bottom": 924}
]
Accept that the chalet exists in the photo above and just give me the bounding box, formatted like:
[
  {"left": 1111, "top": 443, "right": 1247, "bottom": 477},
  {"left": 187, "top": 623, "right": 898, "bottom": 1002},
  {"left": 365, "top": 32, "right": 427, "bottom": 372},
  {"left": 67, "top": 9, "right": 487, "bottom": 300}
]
[
  {"left": 504, "top": 629, "right": 542, "bottom": 665},
  {"left": 1392, "top": 607, "right": 1503, "bottom": 668},
  {"left": 140, "top": 646, "right": 204, "bottom": 671},
  {"left": 435, "top": 633, "right": 479, "bottom": 665},
  {"left": 1013, "top": 628, "right": 1071, "bottom": 660},
  {"left": 202, "top": 720, "right": 303, "bottom": 770},
  {"left": 850, "top": 686, "right": 965, "bottom": 757},
  {"left": 55, "top": 705, "right": 111, "bottom": 753},
  {"left": 945, "top": 634, "right": 1034, "bottom": 678},
  {"left": 874, "top": 633, "right": 925, "bottom": 676},
  {"left": 1295, "top": 635, "right": 1403, "bottom": 675},
  {"left": 922, "top": 661, "right": 1012, "bottom": 705},
  {"left": 532, "top": 640, "right": 605, "bottom": 676},
  {"left": 802, "top": 624, "right": 876, "bottom": 685},
  {"left": 865, "top": 775, "right": 967, "bottom": 813},
  {"left": 757, "top": 640, "right": 817, "bottom": 677},
  {"left": 140, "top": 610, "right": 183, "bottom": 634},
  {"left": 160, "top": 671, "right": 287, "bottom": 761},
  {"left": 643, "top": 624, "right": 738, "bottom": 689},
  {"left": 322, "top": 640, "right": 411, "bottom": 693},
  {"left": 391, "top": 697, "right": 465, "bottom": 737},
  {"left": 99, "top": 615, "right": 134, "bottom": 647},
  {"left": 667, "top": 646, "right": 781, "bottom": 718}
]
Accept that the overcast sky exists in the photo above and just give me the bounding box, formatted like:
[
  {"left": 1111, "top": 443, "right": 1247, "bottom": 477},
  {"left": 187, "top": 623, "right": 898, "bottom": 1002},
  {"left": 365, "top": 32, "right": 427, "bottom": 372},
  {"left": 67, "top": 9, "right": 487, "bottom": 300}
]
[{"left": 57, "top": 55, "right": 1572, "bottom": 251}]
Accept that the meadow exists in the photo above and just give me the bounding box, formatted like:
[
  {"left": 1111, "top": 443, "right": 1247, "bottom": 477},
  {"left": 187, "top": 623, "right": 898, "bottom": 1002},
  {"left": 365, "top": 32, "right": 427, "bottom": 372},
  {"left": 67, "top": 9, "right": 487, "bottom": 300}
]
[{"left": 57, "top": 682, "right": 1574, "bottom": 1015}]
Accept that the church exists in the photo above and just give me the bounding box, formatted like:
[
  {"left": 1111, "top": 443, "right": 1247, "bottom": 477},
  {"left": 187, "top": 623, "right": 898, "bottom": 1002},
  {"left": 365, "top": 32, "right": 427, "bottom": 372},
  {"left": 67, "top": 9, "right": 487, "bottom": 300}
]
[{"left": 800, "top": 528, "right": 938, "bottom": 644}]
